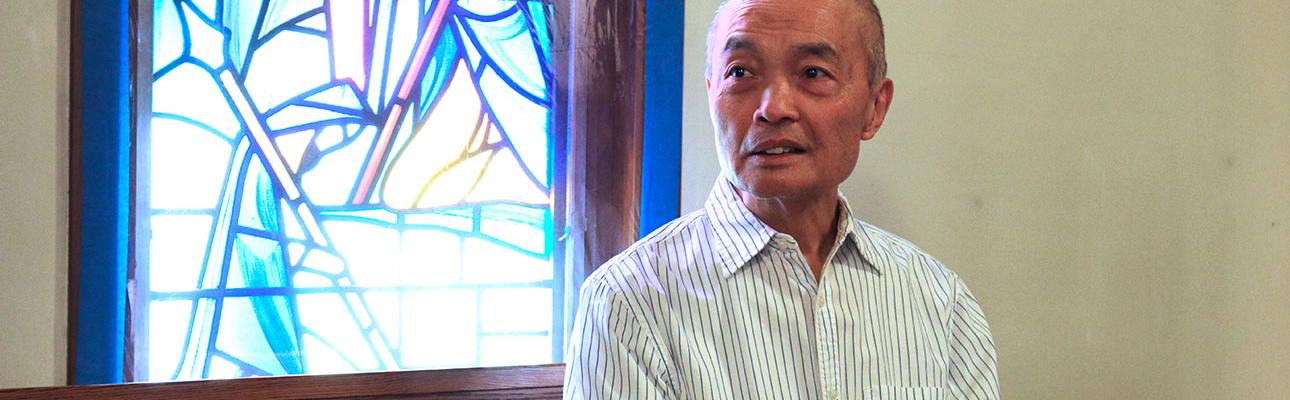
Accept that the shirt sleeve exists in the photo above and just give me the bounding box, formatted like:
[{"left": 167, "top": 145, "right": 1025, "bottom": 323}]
[
  {"left": 564, "top": 271, "right": 674, "bottom": 400},
  {"left": 947, "top": 280, "right": 1000, "bottom": 399}
]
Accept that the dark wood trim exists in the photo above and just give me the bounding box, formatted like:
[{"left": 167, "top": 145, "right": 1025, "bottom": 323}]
[
  {"left": 565, "top": 0, "right": 647, "bottom": 278},
  {"left": 125, "top": 0, "right": 150, "bottom": 382},
  {"left": 0, "top": 364, "right": 564, "bottom": 400},
  {"left": 548, "top": 0, "right": 573, "bottom": 358},
  {"left": 66, "top": 0, "right": 84, "bottom": 385}
]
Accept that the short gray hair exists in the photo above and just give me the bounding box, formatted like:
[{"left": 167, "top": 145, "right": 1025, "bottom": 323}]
[{"left": 706, "top": 0, "right": 887, "bottom": 86}]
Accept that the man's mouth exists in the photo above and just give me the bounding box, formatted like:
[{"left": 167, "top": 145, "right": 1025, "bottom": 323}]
[{"left": 752, "top": 146, "right": 805, "bottom": 156}]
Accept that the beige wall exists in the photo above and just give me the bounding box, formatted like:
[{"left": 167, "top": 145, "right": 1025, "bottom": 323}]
[
  {"left": 3, "top": 0, "right": 1288, "bottom": 396},
  {"left": 0, "top": 0, "right": 70, "bottom": 389},
  {"left": 684, "top": 1, "right": 1290, "bottom": 399}
]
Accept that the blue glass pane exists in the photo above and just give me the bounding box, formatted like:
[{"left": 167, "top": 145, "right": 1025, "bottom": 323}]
[
  {"left": 259, "top": 1, "right": 323, "bottom": 40},
  {"left": 153, "top": 0, "right": 183, "bottom": 73},
  {"left": 215, "top": 296, "right": 296, "bottom": 376},
  {"left": 221, "top": 0, "right": 263, "bottom": 73},
  {"left": 416, "top": 26, "right": 460, "bottom": 122},
  {"left": 405, "top": 207, "right": 474, "bottom": 232},
  {"left": 462, "top": 10, "right": 547, "bottom": 99},
  {"left": 228, "top": 234, "right": 284, "bottom": 288},
  {"left": 526, "top": 3, "right": 552, "bottom": 57},
  {"left": 479, "top": 204, "right": 549, "bottom": 255},
  {"left": 235, "top": 159, "right": 280, "bottom": 233}
]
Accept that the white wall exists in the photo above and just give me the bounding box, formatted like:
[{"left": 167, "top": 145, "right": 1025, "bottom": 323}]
[
  {"left": 683, "top": 1, "right": 1290, "bottom": 399},
  {"left": 0, "top": 0, "right": 69, "bottom": 388}
]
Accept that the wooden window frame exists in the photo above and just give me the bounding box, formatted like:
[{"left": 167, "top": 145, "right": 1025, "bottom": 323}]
[{"left": 65, "top": 0, "right": 648, "bottom": 393}]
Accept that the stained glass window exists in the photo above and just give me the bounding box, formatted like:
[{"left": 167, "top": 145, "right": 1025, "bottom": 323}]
[{"left": 137, "top": 0, "right": 558, "bottom": 380}]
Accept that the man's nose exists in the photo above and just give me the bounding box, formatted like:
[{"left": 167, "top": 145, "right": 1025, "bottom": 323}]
[{"left": 754, "top": 79, "right": 800, "bottom": 125}]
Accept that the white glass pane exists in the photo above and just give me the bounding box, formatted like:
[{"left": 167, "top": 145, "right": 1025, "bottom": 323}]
[
  {"left": 400, "top": 289, "right": 478, "bottom": 368},
  {"left": 299, "top": 125, "right": 373, "bottom": 205},
  {"left": 460, "top": 237, "right": 551, "bottom": 284},
  {"left": 478, "top": 67, "right": 549, "bottom": 186},
  {"left": 400, "top": 229, "right": 464, "bottom": 285},
  {"left": 323, "top": 219, "right": 400, "bottom": 287},
  {"left": 149, "top": 117, "right": 233, "bottom": 209},
  {"left": 480, "top": 288, "right": 551, "bottom": 333},
  {"left": 243, "top": 30, "right": 332, "bottom": 111},
  {"left": 147, "top": 300, "right": 194, "bottom": 380},
  {"left": 479, "top": 335, "right": 550, "bottom": 367},
  {"left": 149, "top": 215, "right": 214, "bottom": 291},
  {"left": 152, "top": 65, "right": 241, "bottom": 139},
  {"left": 297, "top": 293, "right": 380, "bottom": 370}
]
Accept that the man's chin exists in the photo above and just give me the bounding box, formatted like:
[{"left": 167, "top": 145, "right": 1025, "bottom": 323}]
[{"left": 732, "top": 176, "right": 821, "bottom": 201}]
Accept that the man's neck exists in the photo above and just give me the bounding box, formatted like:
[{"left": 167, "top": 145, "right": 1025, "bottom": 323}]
[{"left": 735, "top": 187, "right": 842, "bottom": 281}]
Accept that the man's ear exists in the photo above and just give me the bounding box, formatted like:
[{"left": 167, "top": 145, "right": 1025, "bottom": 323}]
[{"left": 860, "top": 78, "right": 894, "bottom": 141}]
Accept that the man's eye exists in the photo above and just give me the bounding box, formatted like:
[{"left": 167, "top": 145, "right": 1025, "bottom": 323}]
[
  {"left": 803, "top": 67, "right": 824, "bottom": 79},
  {"left": 726, "top": 66, "right": 749, "bottom": 78}
]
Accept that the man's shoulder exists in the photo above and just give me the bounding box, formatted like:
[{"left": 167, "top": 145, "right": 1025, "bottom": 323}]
[
  {"left": 851, "top": 218, "right": 963, "bottom": 285},
  {"left": 582, "top": 209, "right": 711, "bottom": 295}
]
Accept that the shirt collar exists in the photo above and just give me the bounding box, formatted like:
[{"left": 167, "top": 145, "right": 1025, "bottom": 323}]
[
  {"left": 704, "top": 179, "right": 776, "bottom": 277},
  {"left": 704, "top": 178, "right": 877, "bottom": 278},
  {"left": 836, "top": 193, "right": 885, "bottom": 275}
]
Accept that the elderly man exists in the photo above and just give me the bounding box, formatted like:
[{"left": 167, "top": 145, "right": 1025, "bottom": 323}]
[{"left": 564, "top": 0, "right": 998, "bottom": 398}]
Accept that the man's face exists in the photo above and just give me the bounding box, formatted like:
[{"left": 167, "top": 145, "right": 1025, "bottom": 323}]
[{"left": 706, "top": 0, "right": 893, "bottom": 201}]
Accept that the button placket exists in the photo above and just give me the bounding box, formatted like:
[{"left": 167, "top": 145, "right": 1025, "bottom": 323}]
[{"left": 815, "top": 270, "right": 839, "bottom": 399}]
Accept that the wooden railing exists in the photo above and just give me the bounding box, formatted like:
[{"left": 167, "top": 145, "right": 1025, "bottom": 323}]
[{"left": 0, "top": 364, "right": 563, "bottom": 400}]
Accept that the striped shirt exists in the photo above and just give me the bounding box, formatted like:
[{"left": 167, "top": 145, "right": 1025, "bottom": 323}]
[{"left": 564, "top": 180, "right": 999, "bottom": 399}]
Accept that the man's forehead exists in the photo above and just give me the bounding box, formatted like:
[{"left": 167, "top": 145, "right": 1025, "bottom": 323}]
[
  {"left": 722, "top": 36, "right": 842, "bottom": 63},
  {"left": 712, "top": 0, "right": 865, "bottom": 53},
  {"left": 719, "top": 0, "right": 863, "bottom": 25},
  {"left": 719, "top": 0, "right": 835, "bottom": 31}
]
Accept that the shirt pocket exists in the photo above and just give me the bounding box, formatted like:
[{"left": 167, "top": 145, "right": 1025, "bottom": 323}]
[{"left": 864, "top": 386, "right": 948, "bottom": 400}]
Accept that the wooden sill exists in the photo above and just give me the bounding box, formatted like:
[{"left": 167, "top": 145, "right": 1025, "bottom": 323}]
[{"left": 0, "top": 364, "right": 564, "bottom": 400}]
